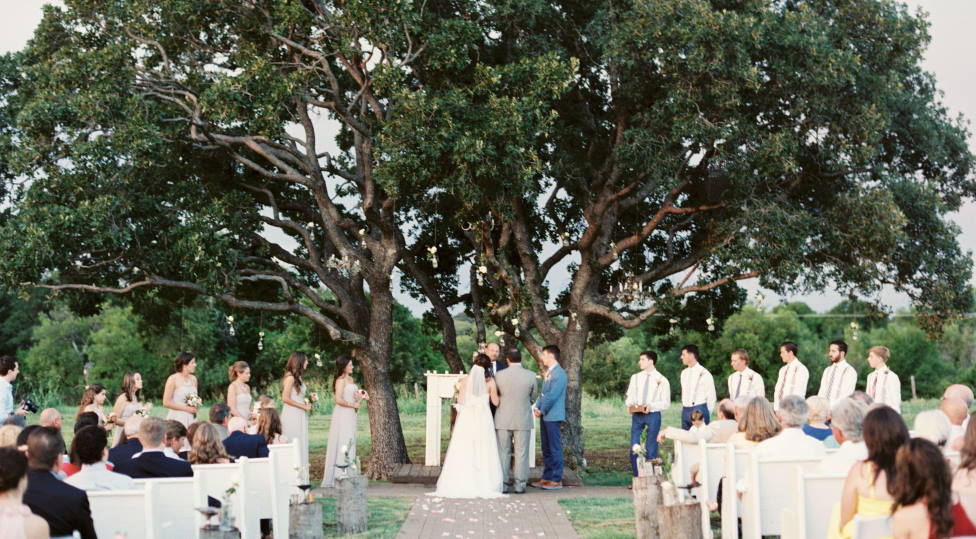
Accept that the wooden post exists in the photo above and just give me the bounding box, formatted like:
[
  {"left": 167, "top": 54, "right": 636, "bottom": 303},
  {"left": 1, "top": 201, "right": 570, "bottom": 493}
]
[
  {"left": 633, "top": 474, "right": 663, "bottom": 538},
  {"left": 289, "top": 502, "right": 324, "bottom": 539},
  {"left": 336, "top": 475, "right": 367, "bottom": 535},
  {"left": 911, "top": 375, "right": 918, "bottom": 400},
  {"left": 657, "top": 502, "right": 703, "bottom": 539}
]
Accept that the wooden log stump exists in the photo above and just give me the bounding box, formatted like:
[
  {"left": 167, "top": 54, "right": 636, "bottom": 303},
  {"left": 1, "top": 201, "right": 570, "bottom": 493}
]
[
  {"left": 657, "top": 502, "right": 703, "bottom": 539},
  {"left": 289, "top": 502, "right": 324, "bottom": 539},
  {"left": 200, "top": 527, "right": 240, "bottom": 539},
  {"left": 632, "top": 474, "right": 663, "bottom": 539},
  {"left": 336, "top": 475, "right": 367, "bottom": 535}
]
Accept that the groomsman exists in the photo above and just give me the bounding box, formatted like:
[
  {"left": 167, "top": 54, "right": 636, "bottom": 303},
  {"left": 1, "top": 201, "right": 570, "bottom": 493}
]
[
  {"left": 532, "top": 345, "right": 567, "bottom": 490},
  {"left": 679, "top": 345, "right": 716, "bottom": 430},
  {"left": 866, "top": 345, "right": 901, "bottom": 413},
  {"left": 727, "top": 349, "right": 765, "bottom": 399},
  {"left": 818, "top": 340, "right": 857, "bottom": 406},
  {"left": 625, "top": 351, "right": 671, "bottom": 476},
  {"left": 773, "top": 341, "right": 809, "bottom": 410}
]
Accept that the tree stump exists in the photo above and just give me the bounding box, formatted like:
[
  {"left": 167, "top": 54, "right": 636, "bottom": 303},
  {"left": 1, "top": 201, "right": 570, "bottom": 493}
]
[
  {"left": 633, "top": 474, "right": 663, "bottom": 539},
  {"left": 658, "top": 502, "right": 703, "bottom": 539},
  {"left": 289, "top": 502, "right": 324, "bottom": 539},
  {"left": 336, "top": 475, "right": 368, "bottom": 535},
  {"left": 200, "top": 527, "right": 240, "bottom": 539}
]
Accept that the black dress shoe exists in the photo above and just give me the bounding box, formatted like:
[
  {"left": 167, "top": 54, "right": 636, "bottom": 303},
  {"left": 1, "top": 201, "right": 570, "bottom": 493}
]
[{"left": 513, "top": 489, "right": 525, "bottom": 494}]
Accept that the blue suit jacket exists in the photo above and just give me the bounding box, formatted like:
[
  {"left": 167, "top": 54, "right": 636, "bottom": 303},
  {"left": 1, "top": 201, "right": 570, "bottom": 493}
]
[
  {"left": 108, "top": 437, "right": 143, "bottom": 468},
  {"left": 115, "top": 450, "right": 193, "bottom": 478},
  {"left": 23, "top": 469, "right": 97, "bottom": 539},
  {"left": 534, "top": 363, "right": 567, "bottom": 422},
  {"left": 223, "top": 431, "right": 270, "bottom": 459}
]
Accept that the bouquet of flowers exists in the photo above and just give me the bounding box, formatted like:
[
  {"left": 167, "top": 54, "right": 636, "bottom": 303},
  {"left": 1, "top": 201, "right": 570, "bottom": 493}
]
[
  {"left": 134, "top": 402, "right": 153, "bottom": 418},
  {"left": 356, "top": 389, "right": 369, "bottom": 400},
  {"left": 304, "top": 392, "right": 319, "bottom": 408},
  {"left": 184, "top": 394, "right": 203, "bottom": 408}
]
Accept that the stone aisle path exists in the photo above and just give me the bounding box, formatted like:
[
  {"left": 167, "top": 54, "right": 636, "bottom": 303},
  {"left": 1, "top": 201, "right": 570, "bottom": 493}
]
[
  {"left": 316, "top": 482, "right": 629, "bottom": 539},
  {"left": 395, "top": 495, "right": 578, "bottom": 539}
]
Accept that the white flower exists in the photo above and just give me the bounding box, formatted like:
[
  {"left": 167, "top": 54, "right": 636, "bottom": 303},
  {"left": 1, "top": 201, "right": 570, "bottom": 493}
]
[
  {"left": 510, "top": 318, "right": 518, "bottom": 326},
  {"left": 478, "top": 265, "right": 488, "bottom": 274},
  {"left": 494, "top": 331, "right": 504, "bottom": 337},
  {"left": 632, "top": 444, "right": 645, "bottom": 455},
  {"left": 358, "top": 228, "right": 365, "bottom": 236},
  {"left": 314, "top": 353, "right": 321, "bottom": 360},
  {"left": 428, "top": 246, "right": 437, "bottom": 254}
]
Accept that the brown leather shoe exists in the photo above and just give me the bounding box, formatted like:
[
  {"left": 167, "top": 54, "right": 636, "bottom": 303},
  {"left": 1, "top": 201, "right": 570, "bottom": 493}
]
[
  {"left": 627, "top": 484, "right": 633, "bottom": 490},
  {"left": 530, "top": 479, "right": 548, "bottom": 488},
  {"left": 541, "top": 481, "right": 563, "bottom": 490}
]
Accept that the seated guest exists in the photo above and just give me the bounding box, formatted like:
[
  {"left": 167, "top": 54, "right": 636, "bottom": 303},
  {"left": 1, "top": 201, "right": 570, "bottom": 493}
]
[
  {"left": 947, "top": 385, "right": 976, "bottom": 451},
  {"left": 890, "top": 438, "right": 955, "bottom": 538},
  {"left": 183, "top": 421, "right": 206, "bottom": 460},
  {"left": 223, "top": 417, "right": 269, "bottom": 459},
  {"left": 831, "top": 406, "right": 909, "bottom": 539},
  {"left": 14, "top": 425, "right": 40, "bottom": 450},
  {"left": 949, "top": 414, "right": 976, "bottom": 536},
  {"left": 914, "top": 409, "right": 951, "bottom": 448},
  {"left": 63, "top": 412, "right": 110, "bottom": 477},
  {"left": 256, "top": 407, "right": 287, "bottom": 445},
  {"left": 849, "top": 390, "right": 874, "bottom": 407},
  {"left": 22, "top": 427, "right": 96, "bottom": 538},
  {"left": 257, "top": 394, "right": 275, "bottom": 409},
  {"left": 755, "top": 395, "right": 826, "bottom": 459},
  {"left": 39, "top": 408, "right": 65, "bottom": 453},
  {"left": 210, "top": 403, "right": 231, "bottom": 441},
  {"left": 659, "top": 399, "right": 738, "bottom": 444},
  {"left": 0, "top": 424, "right": 22, "bottom": 448},
  {"left": 188, "top": 423, "right": 233, "bottom": 464},
  {"left": 803, "top": 396, "right": 833, "bottom": 441},
  {"left": 114, "top": 417, "right": 192, "bottom": 478},
  {"left": 164, "top": 420, "right": 188, "bottom": 460},
  {"left": 820, "top": 398, "right": 868, "bottom": 474},
  {"left": 942, "top": 397, "right": 968, "bottom": 447},
  {"left": 727, "top": 396, "right": 780, "bottom": 449},
  {"left": 108, "top": 416, "right": 144, "bottom": 467},
  {"left": 64, "top": 426, "right": 136, "bottom": 491},
  {"left": 0, "top": 446, "right": 49, "bottom": 539},
  {"left": 732, "top": 395, "right": 750, "bottom": 421}
]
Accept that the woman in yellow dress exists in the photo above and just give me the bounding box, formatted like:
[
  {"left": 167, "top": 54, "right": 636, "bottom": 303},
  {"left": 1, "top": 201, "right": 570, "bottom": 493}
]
[{"left": 830, "top": 406, "right": 910, "bottom": 539}]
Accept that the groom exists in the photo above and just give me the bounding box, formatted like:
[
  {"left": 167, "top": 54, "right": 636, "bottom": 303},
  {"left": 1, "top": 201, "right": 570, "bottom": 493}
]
[
  {"left": 532, "top": 345, "right": 566, "bottom": 490},
  {"left": 494, "top": 348, "right": 537, "bottom": 494}
]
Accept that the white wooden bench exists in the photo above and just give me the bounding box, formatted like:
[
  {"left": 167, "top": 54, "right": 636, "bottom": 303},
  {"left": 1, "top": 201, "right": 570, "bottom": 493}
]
[
  {"left": 720, "top": 446, "right": 750, "bottom": 539},
  {"left": 269, "top": 442, "right": 300, "bottom": 539},
  {"left": 192, "top": 462, "right": 248, "bottom": 537},
  {"left": 88, "top": 483, "right": 153, "bottom": 539},
  {"left": 741, "top": 454, "right": 823, "bottom": 538},
  {"left": 696, "top": 441, "right": 727, "bottom": 539},
  {"left": 671, "top": 438, "right": 701, "bottom": 501},
  {"left": 780, "top": 468, "right": 846, "bottom": 539},
  {"left": 133, "top": 477, "right": 195, "bottom": 538}
]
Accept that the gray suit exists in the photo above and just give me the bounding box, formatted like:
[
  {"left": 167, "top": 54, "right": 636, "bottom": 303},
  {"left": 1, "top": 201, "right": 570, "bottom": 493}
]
[{"left": 494, "top": 362, "right": 537, "bottom": 491}]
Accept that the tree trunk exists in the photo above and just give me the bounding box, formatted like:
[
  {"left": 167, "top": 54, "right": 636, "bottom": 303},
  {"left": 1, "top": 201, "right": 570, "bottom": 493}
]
[
  {"left": 355, "top": 286, "right": 410, "bottom": 479},
  {"left": 558, "top": 325, "right": 588, "bottom": 471},
  {"left": 657, "top": 503, "right": 703, "bottom": 539}
]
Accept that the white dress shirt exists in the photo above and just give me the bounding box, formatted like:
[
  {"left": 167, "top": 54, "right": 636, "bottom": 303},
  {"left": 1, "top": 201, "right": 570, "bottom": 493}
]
[
  {"left": 754, "top": 427, "right": 827, "bottom": 460},
  {"left": 773, "top": 359, "right": 809, "bottom": 410},
  {"left": 866, "top": 366, "right": 901, "bottom": 413},
  {"left": 65, "top": 462, "right": 137, "bottom": 491},
  {"left": 625, "top": 369, "right": 671, "bottom": 412},
  {"left": 819, "top": 440, "right": 867, "bottom": 475},
  {"left": 727, "top": 367, "right": 765, "bottom": 400},
  {"left": 818, "top": 360, "right": 858, "bottom": 406},
  {"left": 0, "top": 378, "right": 13, "bottom": 418},
  {"left": 662, "top": 424, "right": 713, "bottom": 443},
  {"left": 680, "top": 363, "right": 716, "bottom": 411}
]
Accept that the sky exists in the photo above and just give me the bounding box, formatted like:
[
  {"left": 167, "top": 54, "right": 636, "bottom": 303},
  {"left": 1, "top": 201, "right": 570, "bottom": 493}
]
[{"left": 1, "top": 1, "right": 974, "bottom": 315}]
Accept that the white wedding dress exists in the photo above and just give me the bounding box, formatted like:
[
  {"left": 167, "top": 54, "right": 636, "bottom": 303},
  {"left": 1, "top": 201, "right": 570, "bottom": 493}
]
[{"left": 428, "top": 365, "right": 505, "bottom": 498}]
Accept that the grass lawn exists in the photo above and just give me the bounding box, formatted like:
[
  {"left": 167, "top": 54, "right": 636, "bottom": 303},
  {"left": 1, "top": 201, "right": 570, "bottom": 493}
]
[
  {"left": 558, "top": 497, "right": 634, "bottom": 539},
  {"left": 319, "top": 496, "right": 413, "bottom": 538}
]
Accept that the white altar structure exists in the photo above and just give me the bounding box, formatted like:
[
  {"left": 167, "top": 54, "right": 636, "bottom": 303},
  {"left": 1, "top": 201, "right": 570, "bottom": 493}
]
[{"left": 424, "top": 371, "right": 537, "bottom": 467}]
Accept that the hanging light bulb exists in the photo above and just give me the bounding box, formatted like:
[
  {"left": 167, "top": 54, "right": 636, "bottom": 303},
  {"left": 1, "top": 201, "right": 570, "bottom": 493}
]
[
  {"left": 427, "top": 246, "right": 438, "bottom": 268},
  {"left": 257, "top": 331, "right": 264, "bottom": 351},
  {"left": 226, "top": 315, "right": 235, "bottom": 336},
  {"left": 706, "top": 316, "right": 715, "bottom": 332},
  {"left": 850, "top": 321, "right": 860, "bottom": 341},
  {"left": 669, "top": 318, "right": 678, "bottom": 335}
]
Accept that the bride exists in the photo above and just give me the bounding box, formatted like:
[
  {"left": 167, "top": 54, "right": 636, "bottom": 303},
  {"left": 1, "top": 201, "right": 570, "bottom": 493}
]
[{"left": 429, "top": 354, "right": 505, "bottom": 498}]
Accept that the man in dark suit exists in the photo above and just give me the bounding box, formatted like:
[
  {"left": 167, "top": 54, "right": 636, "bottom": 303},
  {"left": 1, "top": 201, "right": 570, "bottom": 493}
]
[
  {"left": 108, "top": 416, "right": 144, "bottom": 468},
  {"left": 115, "top": 416, "right": 193, "bottom": 478},
  {"left": 487, "top": 342, "right": 507, "bottom": 375},
  {"left": 223, "top": 417, "right": 269, "bottom": 459},
  {"left": 22, "top": 426, "right": 97, "bottom": 539}
]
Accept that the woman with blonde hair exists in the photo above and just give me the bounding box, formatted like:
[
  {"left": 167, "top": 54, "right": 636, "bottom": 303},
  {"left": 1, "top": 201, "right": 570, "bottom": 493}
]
[
  {"left": 729, "top": 396, "right": 781, "bottom": 448},
  {"left": 226, "top": 361, "right": 253, "bottom": 421},
  {"left": 281, "top": 352, "right": 312, "bottom": 471},
  {"left": 188, "top": 423, "right": 233, "bottom": 465},
  {"left": 804, "top": 395, "right": 833, "bottom": 441},
  {"left": 0, "top": 425, "right": 21, "bottom": 448}
]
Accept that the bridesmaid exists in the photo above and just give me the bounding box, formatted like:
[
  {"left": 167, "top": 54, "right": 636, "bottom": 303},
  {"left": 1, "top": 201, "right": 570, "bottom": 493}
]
[
  {"left": 110, "top": 372, "right": 144, "bottom": 446},
  {"left": 227, "top": 361, "right": 253, "bottom": 421},
  {"left": 76, "top": 384, "right": 115, "bottom": 431},
  {"left": 280, "top": 352, "right": 312, "bottom": 473},
  {"left": 323, "top": 355, "right": 367, "bottom": 488},
  {"left": 163, "top": 352, "right": 199, "bottom": 427}
]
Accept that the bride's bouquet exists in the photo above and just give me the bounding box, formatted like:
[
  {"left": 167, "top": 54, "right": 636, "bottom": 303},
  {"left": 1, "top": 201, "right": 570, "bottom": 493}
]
[
  {"left": 184, "top": 394, "right": 203, "bottom": 408},
  {"left": 134, "top": 402, "right": 153, "bottom": 418},
  {"left": 304, "top": 392, "right": 319, "bottom": 408}
]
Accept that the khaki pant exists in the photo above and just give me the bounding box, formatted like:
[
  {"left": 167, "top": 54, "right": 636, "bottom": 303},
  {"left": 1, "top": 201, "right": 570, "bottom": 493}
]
[{"left": 496, "top": 428, "right": 531, "bottom": 491}]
